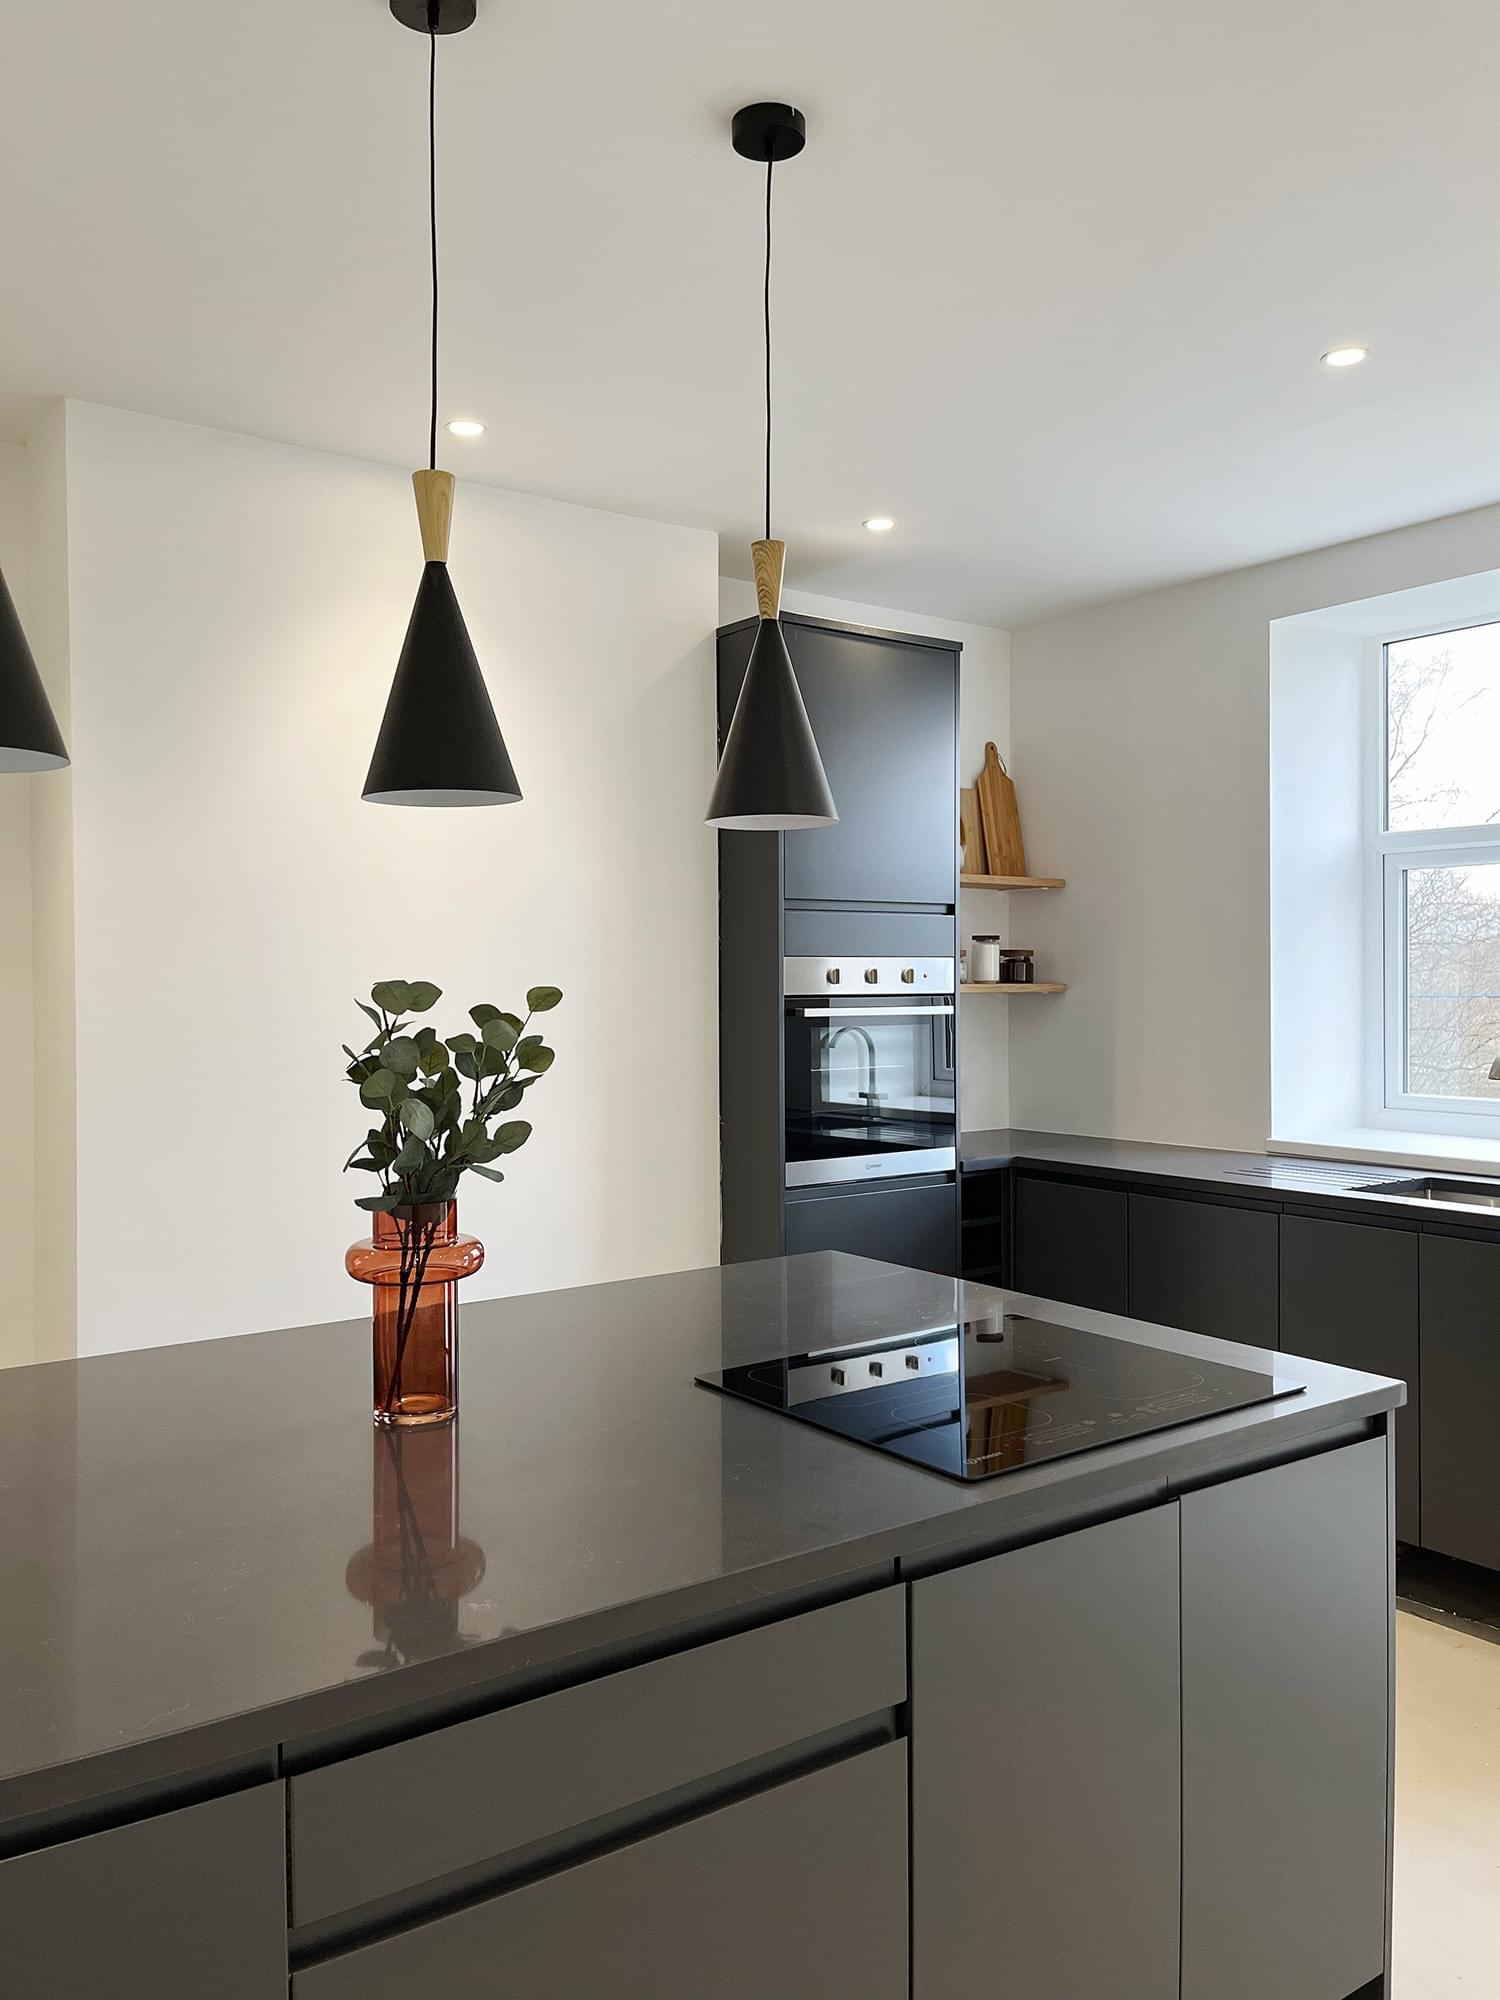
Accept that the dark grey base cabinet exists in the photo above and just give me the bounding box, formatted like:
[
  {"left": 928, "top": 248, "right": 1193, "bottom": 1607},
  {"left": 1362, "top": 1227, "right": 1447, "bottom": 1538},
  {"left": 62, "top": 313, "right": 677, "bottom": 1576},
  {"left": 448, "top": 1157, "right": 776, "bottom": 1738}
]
[
  {"left": 0, "top": 1784, "right": 287, "bottom": 2000},
  {"left": 1128, "top": 1190, "right": 1279, "bottom": 1344},
  {"left": 1280, "top": 1214, "right": 1420, "bottom": 1544},
  {"left": 1012, "top": 1175, "right": 1128, "bottom": 1311},
  {"left": 297, "top": 1743, "right": 908, "bottom": 2000},
  {"left": 784, "top": 1178, "right": 958, "bottom": 1277},
  {"left": 1419, "top": 1231, "right": 1500, "bottom": 1569},
  {"left": 912, "top": 1443, "right": 1390, "bottom": 2000}
]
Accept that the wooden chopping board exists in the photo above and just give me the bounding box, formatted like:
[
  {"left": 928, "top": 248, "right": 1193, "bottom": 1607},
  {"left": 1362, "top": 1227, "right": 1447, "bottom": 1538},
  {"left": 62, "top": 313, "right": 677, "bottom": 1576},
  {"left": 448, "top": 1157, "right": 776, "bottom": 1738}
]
[
  {"left": 959, "top": 787, "right": 987, "bottom": 874},
  {"left": 976, "top": 742, "right": 1027, "bottom": 877}
]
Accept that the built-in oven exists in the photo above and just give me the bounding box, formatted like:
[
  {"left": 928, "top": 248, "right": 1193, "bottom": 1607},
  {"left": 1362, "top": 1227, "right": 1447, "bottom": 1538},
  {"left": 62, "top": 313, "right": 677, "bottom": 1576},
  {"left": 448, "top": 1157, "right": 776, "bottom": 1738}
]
[{"left": 783, "top": 957, "right": 957, "bottom": 1188}]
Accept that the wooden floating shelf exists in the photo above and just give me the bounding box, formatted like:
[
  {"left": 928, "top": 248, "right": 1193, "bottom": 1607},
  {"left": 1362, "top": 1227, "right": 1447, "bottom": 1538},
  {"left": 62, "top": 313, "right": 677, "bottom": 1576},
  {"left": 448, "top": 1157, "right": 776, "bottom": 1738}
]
[
  {"left": 962, "top": 982, "right": 1067, "bottom": 995},
  {"left": 960, "top": 873, "right": 1066, "bottom": 891}
]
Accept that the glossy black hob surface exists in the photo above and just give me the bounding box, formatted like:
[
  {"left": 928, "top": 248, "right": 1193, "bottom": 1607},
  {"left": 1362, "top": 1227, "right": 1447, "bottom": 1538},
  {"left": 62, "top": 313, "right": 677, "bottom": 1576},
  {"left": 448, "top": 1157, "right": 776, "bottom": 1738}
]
[{"left": 699, "top": 1311, "right": 1303, "bottom": 1482}]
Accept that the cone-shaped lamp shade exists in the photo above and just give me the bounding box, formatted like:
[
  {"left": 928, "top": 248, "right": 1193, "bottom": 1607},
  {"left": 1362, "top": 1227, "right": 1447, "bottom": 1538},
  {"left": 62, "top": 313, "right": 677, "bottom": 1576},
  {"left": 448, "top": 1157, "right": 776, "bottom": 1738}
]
[
  {"left": 0, "top": 563, "right": 68, "bottom": 774},
  {"left": 363, "top": 561, "right": 521, "bottom": 806},
  {"left": 707, "top": 616, "right": 838, "bottom": 830}
]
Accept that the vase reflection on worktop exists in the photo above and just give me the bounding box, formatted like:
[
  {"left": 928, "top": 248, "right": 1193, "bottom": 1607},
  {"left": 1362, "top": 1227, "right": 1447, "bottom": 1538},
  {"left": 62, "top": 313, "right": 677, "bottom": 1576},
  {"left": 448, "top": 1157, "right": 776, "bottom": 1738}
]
[
  {"left": 346, "top": 1201, "right": 484, "bottom": 1427},
  {"left": 345, "top": 1424, "right": 487, "bottom": 1669}
]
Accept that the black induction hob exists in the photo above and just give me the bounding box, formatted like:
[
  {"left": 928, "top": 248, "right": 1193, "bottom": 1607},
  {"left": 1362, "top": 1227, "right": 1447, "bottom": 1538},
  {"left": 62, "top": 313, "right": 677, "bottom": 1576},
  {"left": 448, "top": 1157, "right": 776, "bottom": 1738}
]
[{"left": 697, "top": 1313, "right": 1302, "bottom": 1482}]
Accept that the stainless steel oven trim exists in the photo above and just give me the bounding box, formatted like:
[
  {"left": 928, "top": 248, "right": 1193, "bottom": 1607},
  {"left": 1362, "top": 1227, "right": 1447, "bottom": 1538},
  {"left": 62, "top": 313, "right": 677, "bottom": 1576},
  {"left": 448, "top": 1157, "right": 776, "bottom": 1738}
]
[
  {"left": 786, "top": 1147, "right": 958, "bottom": 1189},
  {"left": 784, "top": 955, "right": 957, "bottom": 999},
  {"left": 792, "top": 1005, "right": 955, "bottom": 1019}
]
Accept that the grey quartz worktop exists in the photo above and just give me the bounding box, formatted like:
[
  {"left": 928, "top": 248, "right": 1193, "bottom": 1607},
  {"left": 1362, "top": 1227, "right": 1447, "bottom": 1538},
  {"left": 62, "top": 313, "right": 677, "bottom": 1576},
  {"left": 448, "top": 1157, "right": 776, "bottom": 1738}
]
[
  {"left": 962, "top": 1126, "right": 1500, "bottom": 1225},
  {"left": 0, "top": 1252, "right": 1400, "bottom": 1826}
]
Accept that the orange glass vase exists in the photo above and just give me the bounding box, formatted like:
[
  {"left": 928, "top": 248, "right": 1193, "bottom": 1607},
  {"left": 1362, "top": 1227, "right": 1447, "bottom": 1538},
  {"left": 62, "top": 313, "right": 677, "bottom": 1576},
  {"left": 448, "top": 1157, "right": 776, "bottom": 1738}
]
[{"left": 345, "top": 1201, "right": 484, "bottom": 1428}]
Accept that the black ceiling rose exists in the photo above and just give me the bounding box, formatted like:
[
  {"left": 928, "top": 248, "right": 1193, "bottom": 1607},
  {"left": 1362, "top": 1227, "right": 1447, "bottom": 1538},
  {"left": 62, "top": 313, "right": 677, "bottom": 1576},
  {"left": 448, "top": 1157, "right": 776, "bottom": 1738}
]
[
  {"left": 0, "top": 565, "right": 68, "bottom": 776},
  {"left": 364, "top": 562, "right": 520, "bottom": 806},
  {"left": 390, "top": 0, "right": 476, "bottom": 33},
  {"left": 707, "top": 616, "right": 837, "bottom": 830},
  {"left": 731, "top": 102, "right": 807, "bottom": 163}
]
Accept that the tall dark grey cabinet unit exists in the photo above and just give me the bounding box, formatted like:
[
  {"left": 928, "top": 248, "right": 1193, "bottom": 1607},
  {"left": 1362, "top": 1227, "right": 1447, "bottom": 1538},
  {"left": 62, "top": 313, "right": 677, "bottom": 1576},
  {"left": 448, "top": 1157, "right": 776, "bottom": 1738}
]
[{"left": 717, "top": 612, "right": 962, "bottom": 1276}]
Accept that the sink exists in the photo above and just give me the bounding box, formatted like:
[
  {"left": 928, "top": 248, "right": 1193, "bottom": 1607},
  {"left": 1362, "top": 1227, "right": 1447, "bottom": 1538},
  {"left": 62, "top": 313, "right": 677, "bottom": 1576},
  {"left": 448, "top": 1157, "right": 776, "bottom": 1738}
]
[{"left": 1351, "top": 1176, "right": 1500, "bottom": 1211}]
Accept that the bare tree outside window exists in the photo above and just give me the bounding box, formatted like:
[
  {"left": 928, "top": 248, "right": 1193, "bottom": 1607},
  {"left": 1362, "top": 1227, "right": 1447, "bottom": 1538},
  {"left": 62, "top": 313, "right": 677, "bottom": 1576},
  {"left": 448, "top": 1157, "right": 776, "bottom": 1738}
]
[{"left": 1387, "top": 629, "right": 1500, "bottom": 1101}]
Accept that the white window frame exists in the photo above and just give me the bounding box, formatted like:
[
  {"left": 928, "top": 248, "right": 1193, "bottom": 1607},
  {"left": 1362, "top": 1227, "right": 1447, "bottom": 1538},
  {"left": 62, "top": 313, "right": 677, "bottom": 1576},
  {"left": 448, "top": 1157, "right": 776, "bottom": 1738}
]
[{"left": 1366, "top": 617, "right": 1500, "bottom": 1137}]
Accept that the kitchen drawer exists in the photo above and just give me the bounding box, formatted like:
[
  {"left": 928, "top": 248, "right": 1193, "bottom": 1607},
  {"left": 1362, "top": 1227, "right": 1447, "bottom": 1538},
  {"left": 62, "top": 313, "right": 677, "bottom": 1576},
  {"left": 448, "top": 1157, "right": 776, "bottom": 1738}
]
[
  {"left": 1, "top": 1784, "right": 287, "bottom": 2000},
  {"left": 294, "top": 1740, "right": 908, "bottom": 2000},
  {"left": 784, "top": 1178, "right": 958, "bottom": 1275},
  {"left": 290, "top": 1584, "right": 905, "bottom": 1923}
]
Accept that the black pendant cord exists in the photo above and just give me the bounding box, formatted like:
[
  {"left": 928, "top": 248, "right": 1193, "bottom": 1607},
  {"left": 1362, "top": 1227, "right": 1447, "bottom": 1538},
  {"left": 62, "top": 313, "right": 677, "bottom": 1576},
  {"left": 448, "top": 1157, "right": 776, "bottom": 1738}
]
[
  {"left": 763, "top": 157, "right": 773, "bottom": 543},
  {"left": 427, "top": 20, "right": 439, "bottom": 472}
]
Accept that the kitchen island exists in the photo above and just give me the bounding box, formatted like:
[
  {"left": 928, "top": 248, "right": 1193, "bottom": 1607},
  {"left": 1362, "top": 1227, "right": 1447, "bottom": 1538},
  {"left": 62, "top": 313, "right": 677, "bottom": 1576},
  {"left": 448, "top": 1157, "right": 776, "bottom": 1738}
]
[{"left": 0, "top": 1251, "right": 1401, "bottom": 2000}]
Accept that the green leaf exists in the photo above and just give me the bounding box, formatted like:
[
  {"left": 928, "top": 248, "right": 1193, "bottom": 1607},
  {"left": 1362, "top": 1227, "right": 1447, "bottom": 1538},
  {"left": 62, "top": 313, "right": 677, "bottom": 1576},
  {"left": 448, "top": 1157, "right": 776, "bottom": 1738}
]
[
  {"left": 356, "top": 1192, "right": 401, "bottom": 1213},
  {"left": 360, "top": 1067, "right": 398, "bottom": 1101},
  {"left": 380, "top": 1036, "right": 421, "bottom": 1079},
  {"left": 370, "top": 980, "right": 414, "bottom": 1016},
  {"left": 516, "top": 1038, "right": 555, "bottom": 1073},
  {"left": 405, "top": 980, "right": 442, "bottom": 1013},
  {"left": 393, "top": 1135, "right": 428, "bottom": 1177},
  {"left": 495, "top": 1120, "right": 533, "bottom": 1154},
  {"left": 482, "top": 1016, "right": 519, "bottom": 1054},
  {"left": 469, "top": 1003, "right": 502, "bottom": 1029},
  {"left": 400, "top": 1098, "right": 436, "bottom": 1141},
  {"left": 446, "top": 1031, "right": 477, "bottom": 1056},
  {"left": 454, "top": 1049, "right": 479, "bottom": 1082},
  {"left": 419, "top": 1044, "right": 450, "bottom": 1078},
  {"left": 468, "top": 1163, "right": 506, "bottom": 1183},
  {"left": 356, "top": 1000, "right": 384, "bottom": 1031},
  {"left": 526, "top": 985, "right": 563, "bottom": 1013}
]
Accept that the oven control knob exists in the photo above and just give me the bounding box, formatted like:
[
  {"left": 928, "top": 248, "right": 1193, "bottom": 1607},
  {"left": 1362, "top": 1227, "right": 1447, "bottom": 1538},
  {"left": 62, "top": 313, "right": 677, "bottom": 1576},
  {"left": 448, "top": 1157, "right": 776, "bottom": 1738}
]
[
  {"left": 869, "top": 1360, "right": 884, "bottom": 1377},
  {"left": 864, "top": 967, "right": 879, "bottom": 984},
  {"left": 901, "top": 967, "right": 916, "bottom": 984},
  {"left": 825, "top": 967, "right": 841, "bottom": 984}
]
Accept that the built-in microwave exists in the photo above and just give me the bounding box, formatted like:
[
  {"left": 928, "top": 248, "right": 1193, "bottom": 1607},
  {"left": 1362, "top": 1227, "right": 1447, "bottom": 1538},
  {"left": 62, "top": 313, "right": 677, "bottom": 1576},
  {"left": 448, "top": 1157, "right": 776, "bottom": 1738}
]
[{"left": 783, "top": 957, "right": 957, "bottom": 1188}]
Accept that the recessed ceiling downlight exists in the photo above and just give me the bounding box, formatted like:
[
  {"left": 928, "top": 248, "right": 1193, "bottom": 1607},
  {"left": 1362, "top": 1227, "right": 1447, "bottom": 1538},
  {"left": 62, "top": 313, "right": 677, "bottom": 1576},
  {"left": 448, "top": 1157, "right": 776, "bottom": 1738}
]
[
  {"left": 1321, "top": 346, "right": 1369, "bottom": 369},
  {"left": 863, "top": 516, "right": 895, "bottom": 533},
  {"left": 446, "top": 419, "right": 485, "bottom": 438}
]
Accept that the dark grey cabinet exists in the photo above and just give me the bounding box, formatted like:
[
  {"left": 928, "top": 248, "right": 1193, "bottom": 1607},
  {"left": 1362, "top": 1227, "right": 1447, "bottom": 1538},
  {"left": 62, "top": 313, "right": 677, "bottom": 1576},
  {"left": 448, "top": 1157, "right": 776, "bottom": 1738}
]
[
  {"left": 1419, "top": 1231, "right": 1500, "bottom": 1569},
  {"left": 295, "top": 1742, "right": 908, "bottom": 2000},
  {"left": 1012, "top": 1174, "right": 1129, "bottom": 1311},
  {"left": 1129, "top": 1191, "right": 1278, "bottom": 1344},
  {"left": 784, "top": 1178, "right": 958, "bottom": 1275},
  {"left": 910, "top": 1508, "right": 1180, "bottom": 2000},
  {"left": 1280, "top": 1212, "right": 1420, "bottom": 1542},
  {"left": 775, "top": 622, "right": 958, "bottom": 907},
  {"left": 0, "top": 1784, "right": 287, "bottom": 2000},
  {"left": 1180, "top": 1441, "right": 1390, "bottom": 2000}
]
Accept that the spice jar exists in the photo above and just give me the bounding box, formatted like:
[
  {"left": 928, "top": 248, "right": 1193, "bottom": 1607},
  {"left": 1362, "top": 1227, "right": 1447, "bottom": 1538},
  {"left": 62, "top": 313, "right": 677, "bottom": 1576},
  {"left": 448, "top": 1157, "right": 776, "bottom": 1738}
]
[
  {"left": 970, "top": 935, "right": 1001, "bottom": 983},
  {"left": 998, "top": 948, "right": 1035, "bottom": 984}
]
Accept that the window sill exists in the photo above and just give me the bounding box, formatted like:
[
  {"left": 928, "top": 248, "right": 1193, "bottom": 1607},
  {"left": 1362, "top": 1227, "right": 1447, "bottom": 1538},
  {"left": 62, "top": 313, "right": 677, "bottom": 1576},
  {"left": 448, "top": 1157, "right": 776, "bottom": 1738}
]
[{"left": 1268, "top": 1127, "right": 1500, "bottom": 1176}]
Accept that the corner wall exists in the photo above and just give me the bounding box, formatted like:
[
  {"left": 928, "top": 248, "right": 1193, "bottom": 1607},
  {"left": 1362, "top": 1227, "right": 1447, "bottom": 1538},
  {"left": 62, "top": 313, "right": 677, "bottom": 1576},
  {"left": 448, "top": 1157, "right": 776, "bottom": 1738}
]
[
  {"left": 1008, "top": 495, "right": 1500, "bottom": 1151},
  {"left": 58, "top": 404, "right": 721, "bottom": 1355}
]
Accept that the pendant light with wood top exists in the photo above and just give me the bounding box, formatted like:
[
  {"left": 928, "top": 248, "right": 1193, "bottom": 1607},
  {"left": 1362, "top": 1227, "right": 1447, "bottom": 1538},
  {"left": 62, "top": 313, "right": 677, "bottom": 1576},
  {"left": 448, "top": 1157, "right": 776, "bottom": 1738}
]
[
  {"left": 706, "top": 103, "right": 837, "bottom": 831},
  {"left": 364, "top": 0, "right": 520, "bottom": 807}
]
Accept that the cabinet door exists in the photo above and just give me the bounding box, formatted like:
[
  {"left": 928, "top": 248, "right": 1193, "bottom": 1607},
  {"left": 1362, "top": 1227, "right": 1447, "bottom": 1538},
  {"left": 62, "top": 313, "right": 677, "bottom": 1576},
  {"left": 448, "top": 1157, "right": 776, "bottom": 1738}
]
[
  {"left": 1280, "top": 1212, "right": 1419, "bottom": 1543},
  {"left": 779, "top": 624, "right": 958, "bottom": 906},
  {"left": 784, "top": 1179, "right": 958, "bottom": 1276},
  {"left": 1419, "top": 1231, "right": 1500, "bottom": 1568},
  {"left": 1180, "top": 1441, "right": 1390, "bottom": 2000},
  {"left": 1, "top": 1785, "right": 287, "bottom": 2000},
  {"left": 295, "top": 1742, "right": 907, "bottom": 2000},
  {"left": 1012, "top": 1174, "right": 1128, "bottom": 1311},
  {"left": 1129, "top": 1190, "right": 1278, "bottom": 1344},
  {"left": 910, "top": 1508, "right": 1180, "bottom": 2000}
]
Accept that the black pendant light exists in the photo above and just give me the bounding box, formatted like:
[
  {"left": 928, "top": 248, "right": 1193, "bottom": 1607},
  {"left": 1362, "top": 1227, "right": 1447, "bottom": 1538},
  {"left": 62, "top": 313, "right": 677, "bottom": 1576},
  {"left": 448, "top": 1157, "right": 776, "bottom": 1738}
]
[
  {"left": 365, "top": 0, "right": 520, "bottom": 807},
  {"left": 0, "top": 564, "right": 68, "bottom": 775},
  {"left": 706, "top": 103, "right": 837, "bottom": 832}
]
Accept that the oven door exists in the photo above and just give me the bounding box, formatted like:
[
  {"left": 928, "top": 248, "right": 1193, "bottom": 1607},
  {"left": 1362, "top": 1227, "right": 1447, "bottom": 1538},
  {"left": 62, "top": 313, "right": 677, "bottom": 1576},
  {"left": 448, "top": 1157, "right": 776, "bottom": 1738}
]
[{"left": 784, "top": 986, "right": 957, "bottom": 1188}]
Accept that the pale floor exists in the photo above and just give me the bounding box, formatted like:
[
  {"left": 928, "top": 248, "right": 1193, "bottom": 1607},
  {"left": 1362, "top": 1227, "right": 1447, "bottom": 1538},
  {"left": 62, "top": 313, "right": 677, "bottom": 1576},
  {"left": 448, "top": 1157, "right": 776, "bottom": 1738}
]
[{"left": 1393, "top": 1608, "right": 1500, "bottom": 1996}]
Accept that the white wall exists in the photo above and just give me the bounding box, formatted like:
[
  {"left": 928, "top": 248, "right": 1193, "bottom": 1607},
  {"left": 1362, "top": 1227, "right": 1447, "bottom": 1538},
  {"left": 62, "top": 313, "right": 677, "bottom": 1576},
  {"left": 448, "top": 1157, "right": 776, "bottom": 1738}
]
[
  {"left": 0, "top": 441, "right": 36, "bottom": 1365},
  {"left": 1009, "top": 495, "right": 1500, "bottom": 1151},
  {"left": 57, "top": 403, "right": 720, "bottom": 1355},
  {"left": 718, "top": 577, "right": 1013, "bottom": 1128}
]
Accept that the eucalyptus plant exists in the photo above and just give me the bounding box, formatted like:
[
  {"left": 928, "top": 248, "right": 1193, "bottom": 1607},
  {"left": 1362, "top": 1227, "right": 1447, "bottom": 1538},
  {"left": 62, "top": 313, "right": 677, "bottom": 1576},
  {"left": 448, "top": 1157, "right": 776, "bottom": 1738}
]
[{"left": 343, "top": 978, "right": 561, "bottom": 1215}]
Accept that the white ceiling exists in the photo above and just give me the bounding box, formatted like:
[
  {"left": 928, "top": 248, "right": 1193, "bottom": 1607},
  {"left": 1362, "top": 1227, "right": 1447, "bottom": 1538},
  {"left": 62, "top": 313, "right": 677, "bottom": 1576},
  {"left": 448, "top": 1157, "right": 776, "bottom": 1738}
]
[{"left": 3, "top": 0, "right": 1500, "bottom": 626}]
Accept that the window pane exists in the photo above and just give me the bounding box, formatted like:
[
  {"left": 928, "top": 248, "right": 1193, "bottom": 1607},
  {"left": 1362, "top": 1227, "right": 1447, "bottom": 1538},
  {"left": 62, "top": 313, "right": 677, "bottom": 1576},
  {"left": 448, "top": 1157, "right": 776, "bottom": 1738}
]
[
  {"left": 1387, "top": 624, "right": 1500, "bottom": 831},
  {"left": 1405, "top": 862, "right": 1500, "bottom": 1098}
]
